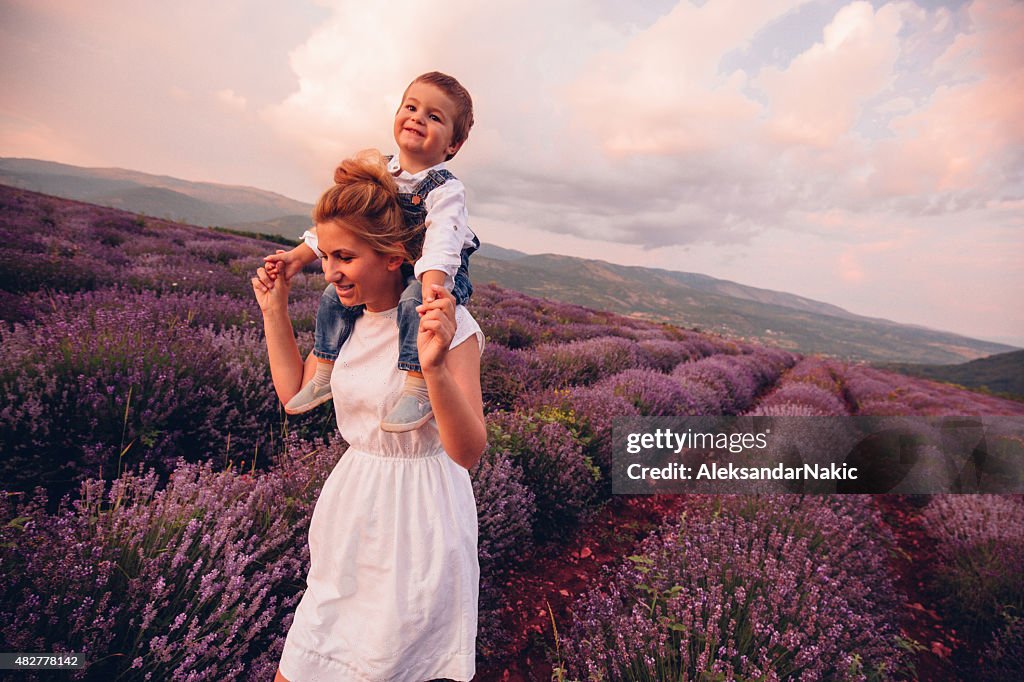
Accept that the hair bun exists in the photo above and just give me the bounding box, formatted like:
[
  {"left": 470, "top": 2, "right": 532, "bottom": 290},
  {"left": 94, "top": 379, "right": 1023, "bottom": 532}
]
[{"left": 332, "top": 149, "right": 395, "bottom": 196}]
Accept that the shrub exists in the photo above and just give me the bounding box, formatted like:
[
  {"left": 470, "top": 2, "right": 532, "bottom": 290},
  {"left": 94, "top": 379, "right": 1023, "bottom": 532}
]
[
  {"left": 471, "top": 449, "right": 536, "bottom": 659},
  {"left": 479, "top": 343, "right": 533, "bottom": 410},
  {"left": 0, "top": 299, "right": 280, "bottom": 493},
  {"left": 486, "top": 411, "right": 601, "bottom": 541},
  {"left": 752, "top": 382, "right": 850, "bottom": 416},
  {"left": 515, "top": 385, "right": 640, "bottom": 478},
  {"left": 920, "top": 495, "right": 1024, "bottom": 641},
  {"left": 0, "top": 435, "right": 344, "bottom": 681},
  {"left": 596, "top": 369, "right": 692, "bottom": 416},
  {"left": 529, "top": 336, "right": 646, "bottom": 389},
  {"left": 471, "top": 449, "right": 536, "bottom": 581},
  {"left": 636, "top": 339, "right": 702, "bottom": 373},
  {"left": 561, "top": 496, "right": 905, "bottom": 680}
]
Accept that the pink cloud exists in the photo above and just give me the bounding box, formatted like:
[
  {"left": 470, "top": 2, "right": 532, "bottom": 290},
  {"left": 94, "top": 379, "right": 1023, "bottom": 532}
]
[
  {"left": 755, "top": 1, "right": 903, "bottom": 148},
  {"left": 868, "top": 0, "right": 1024, "bottom": 197},
  {"left": 566, "top": 0, "right": 805, "bottom": 156}
]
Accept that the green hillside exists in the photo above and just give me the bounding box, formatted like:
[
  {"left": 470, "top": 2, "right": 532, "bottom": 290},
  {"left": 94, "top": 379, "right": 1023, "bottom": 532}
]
[
  {"left": 878, "top": 350, "right": 1024, "bottom": 399},
  {"left": 472, "top": 254, "right": 1015, "bottom": 364}
]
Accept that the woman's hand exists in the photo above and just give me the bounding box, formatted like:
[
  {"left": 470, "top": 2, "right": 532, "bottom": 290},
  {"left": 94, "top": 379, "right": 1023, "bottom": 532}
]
[
  {"left": 416, "top": 284, "right": 485, "bottom": 468},
  {"left": 417, "top": 284, "right": 457, "bottom": 372},
  {"left": 252, "top": 264, "right": 291, "bottom": 314}
]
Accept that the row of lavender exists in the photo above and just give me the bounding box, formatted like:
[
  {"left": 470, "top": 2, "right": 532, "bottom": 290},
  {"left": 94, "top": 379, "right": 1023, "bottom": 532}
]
[
  {"left": 459, "top": 287, "right": 803, "bottom": 656},
  {"left": 551, "top": 357, "right": 1024, "bottom": 679},
  {"left": 559, "top": 495, "right": 907, "bottom": 680},
  {"left": 0, "top": 436, "right": 343, "bottom": 681}
]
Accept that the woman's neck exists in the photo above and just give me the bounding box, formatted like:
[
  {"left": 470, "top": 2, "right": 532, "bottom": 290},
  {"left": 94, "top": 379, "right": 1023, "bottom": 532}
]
[{"left": 363, "top": 276, "right": 404, "bottom": 312}]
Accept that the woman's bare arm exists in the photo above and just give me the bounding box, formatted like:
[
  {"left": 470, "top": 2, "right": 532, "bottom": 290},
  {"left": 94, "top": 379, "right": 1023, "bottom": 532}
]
[
  {"left": 252, "top": 265, "right": 317, "bottom": 405},
  {"left": 418, "top": 286, "right": 486, "bottom": 469}
]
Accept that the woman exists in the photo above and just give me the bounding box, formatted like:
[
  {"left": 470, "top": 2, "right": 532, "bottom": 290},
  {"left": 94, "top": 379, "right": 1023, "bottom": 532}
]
[{"left": 252, "top": 151, "right": 486, "bottom": 681}]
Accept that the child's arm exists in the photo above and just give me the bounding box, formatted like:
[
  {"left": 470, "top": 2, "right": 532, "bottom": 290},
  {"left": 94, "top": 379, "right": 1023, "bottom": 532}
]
[
  {"left": 263, "top": 232, "right": 320, "bottom": 282},
  {"left": 420, "top": 270, "right": 447, "bottom": 303},
  {"left": 414, "top": 179, "right": 474, "bottom": 299}
]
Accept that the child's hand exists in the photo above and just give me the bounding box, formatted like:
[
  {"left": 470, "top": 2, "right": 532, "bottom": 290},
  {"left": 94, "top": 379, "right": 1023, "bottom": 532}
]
[
  {"left": 417, "top": 285, "right": 457, "bottom": 372},
  {"left": 264, "top": 247, "right": 308, "bottom": 282},
  {"left": 419, "top": 270, "right": 447, "bottom": 306}
]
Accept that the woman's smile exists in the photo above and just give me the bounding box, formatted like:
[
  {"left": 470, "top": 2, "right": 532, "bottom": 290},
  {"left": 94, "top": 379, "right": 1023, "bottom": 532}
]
[{"left": 316, "top": 219, "right": 405, "bottom": 312}]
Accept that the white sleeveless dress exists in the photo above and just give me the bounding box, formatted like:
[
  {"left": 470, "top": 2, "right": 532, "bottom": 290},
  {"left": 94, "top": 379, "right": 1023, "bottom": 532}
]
[{"left": 278, "top": 305, "right": 483, "bottom": 681}]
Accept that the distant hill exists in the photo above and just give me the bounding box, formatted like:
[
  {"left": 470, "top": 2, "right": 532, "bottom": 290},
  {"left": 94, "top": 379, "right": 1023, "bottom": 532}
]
[
  {"left": 2, "top": 158, "right": 1016, "bottom": 365},
  {"left": 878, "top": 350, "right": 1024, "bottom": 400},
  {"left": 471, "top": 252, "right": 1016, "bottom": 364},
  {"left": 0, "top": 157, "right": 312, "bottom": 236}
]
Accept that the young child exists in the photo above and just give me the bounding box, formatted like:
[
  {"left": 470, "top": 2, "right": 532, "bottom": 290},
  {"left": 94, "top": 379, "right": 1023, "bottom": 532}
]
[{"left": 265, "top": 71, "right": 478, "bottom": 433}]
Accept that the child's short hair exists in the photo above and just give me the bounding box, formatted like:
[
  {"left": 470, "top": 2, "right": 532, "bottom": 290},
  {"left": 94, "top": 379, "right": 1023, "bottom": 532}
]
[{"left": 406, "top": 72, "right": 474, "bottom": 160}]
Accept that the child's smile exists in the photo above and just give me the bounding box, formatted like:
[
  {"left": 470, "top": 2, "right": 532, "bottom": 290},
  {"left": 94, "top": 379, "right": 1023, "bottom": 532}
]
[{"left": 394, "top": 82, "right": 460, "bottom": 173}]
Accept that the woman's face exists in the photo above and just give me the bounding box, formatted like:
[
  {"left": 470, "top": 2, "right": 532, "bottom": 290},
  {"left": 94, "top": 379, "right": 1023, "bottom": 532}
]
[{"left": 316, "top": 219, "right": 405, "bottom": 312}]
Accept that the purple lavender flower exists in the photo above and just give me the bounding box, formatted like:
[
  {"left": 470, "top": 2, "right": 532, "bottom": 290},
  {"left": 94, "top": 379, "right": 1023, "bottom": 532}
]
[
  {"left": 486, "top": 410, "right": 601, "bottom": 540},
  {"left": 0, "top": 434, "right": 344, "bottom": 680},
  {"left": 560, "top": 496, "right": 905, "bottom": 680}
]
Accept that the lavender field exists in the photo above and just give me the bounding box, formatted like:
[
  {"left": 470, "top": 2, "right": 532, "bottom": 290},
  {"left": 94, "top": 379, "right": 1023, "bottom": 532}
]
[{"left": 1, "top": 185, "right": 1023, "bottom": 681}]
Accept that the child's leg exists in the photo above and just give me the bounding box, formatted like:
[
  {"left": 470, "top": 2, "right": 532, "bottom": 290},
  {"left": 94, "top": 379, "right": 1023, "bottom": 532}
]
[
  {"left": 285, "top": 284, "right": 360, "bottom": 415},
  {"left": 380, "top": 278, "right": 432, "bottom": 432},
  {"left": 395, "top": 278, "right": 423, "bottom": 375}
]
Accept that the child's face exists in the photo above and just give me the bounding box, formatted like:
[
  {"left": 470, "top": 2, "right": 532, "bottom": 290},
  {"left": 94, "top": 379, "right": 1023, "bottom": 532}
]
[{"left": 393, "top": 81, "right": 461, "bottom": 166}]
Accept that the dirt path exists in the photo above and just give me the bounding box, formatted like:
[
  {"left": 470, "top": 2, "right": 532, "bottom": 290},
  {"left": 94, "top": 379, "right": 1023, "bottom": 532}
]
[
  {"left": 473, "top": 495, "right": 690, "bottom": 681},
  {"left": 874, "top": 495, "right": 961, "bottom": 681}
]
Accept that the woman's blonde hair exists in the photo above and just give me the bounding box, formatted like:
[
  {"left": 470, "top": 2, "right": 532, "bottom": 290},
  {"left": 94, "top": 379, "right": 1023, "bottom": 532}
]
[{"left": 312, "top": 149, "right": 423, "bottom": 262}]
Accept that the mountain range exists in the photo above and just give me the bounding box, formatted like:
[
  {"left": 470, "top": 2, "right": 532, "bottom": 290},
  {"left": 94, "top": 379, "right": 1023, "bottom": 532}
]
[
  {"left": 0, "top": 157, "right": 312, "bottom": 231},
  {"left": 2, "top": 156, "right": 1017, "bottom": 365}
]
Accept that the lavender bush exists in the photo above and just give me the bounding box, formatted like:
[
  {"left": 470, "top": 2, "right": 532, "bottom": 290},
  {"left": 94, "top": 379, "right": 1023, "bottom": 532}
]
[
  {"left": 0, "top": 293, "right": 280, "bottom": 492},
  {"left": 843, "top": 365, "right": 1024, "bottom": 417},
  {"left": 471, "top": 449, "right": 536, "bottom": 582},
  {"left": 595, "top": 369, "right": 693, "bottom": 417},
  {"left": 0, "top": 435, "right": 344, "bottom": 681},
  {"left": 635, "top": 339, "right": 704, "bottom": 372},
  {"left": 745, "top": 357, "right": 852, "bottom": 417},
  {"left": 529, "top": 336, "right": 647, "bottom": 389},
  {"left": 560, "top": 496, "right": 905, "bottom": 681},
  {"left": 470, "top": 449, "right": 536, "bottom": 658},
  {"left": 479, "top": 343, "right": 534, "bottom": 411},
  {"left": 920, "top": 495, "right": 1024, "bottom": 643},
  {"left": 515, "top": 385, "right": 640, "bottom": 479},
  {"left": 486, "top": 411, "right": 601, "bottom": 541}
]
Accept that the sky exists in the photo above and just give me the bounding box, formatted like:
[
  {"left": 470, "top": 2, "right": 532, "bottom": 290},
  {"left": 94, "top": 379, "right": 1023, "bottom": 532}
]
[{"left": 1, "top": 0, "right": 1022, "bottom": 346}]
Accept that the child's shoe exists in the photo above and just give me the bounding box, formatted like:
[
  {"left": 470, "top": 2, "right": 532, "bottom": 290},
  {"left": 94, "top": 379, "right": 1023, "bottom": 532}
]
[
  {"left": 380, "top": 375, "right": 432, "bottom": 432},
  {"left": 284, "top": 362, "right": 334, "bottom": 414}
]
